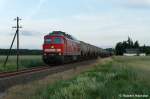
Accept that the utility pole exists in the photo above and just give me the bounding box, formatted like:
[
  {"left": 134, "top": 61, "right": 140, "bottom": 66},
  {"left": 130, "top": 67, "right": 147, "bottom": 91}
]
[
  {"left": 4, "top": 17, "right": 22, "bottom": 71},
  {"left": 14, "top": 17, "right": 22, "bottom": 71}
]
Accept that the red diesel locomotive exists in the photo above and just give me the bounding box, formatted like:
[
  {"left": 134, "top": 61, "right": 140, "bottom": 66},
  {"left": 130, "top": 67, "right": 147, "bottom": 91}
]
[
  {"left": 43, "top": 31, "right": 110, "bottom": 64},
  {"left": 43, "top": 31, "right": 80, "bottom": 64}
]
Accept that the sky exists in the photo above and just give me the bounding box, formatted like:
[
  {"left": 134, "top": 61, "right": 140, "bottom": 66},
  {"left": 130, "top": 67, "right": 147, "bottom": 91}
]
[{"left": 0, "top": 0, "right": 150, "bottom": 49}]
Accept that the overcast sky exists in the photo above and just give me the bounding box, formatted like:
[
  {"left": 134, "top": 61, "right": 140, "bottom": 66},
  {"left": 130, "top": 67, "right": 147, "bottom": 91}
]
[{"left": 0, "top": 0, "right": 150, "bottom": 49}]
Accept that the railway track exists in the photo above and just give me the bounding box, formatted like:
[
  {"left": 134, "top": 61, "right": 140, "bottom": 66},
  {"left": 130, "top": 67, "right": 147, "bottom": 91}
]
[
  {"left": 0, "top": 59, "right": 97, "bottom": 93},
  {"left": 0, "top": 66, "right": 50, "bottom": 78}
]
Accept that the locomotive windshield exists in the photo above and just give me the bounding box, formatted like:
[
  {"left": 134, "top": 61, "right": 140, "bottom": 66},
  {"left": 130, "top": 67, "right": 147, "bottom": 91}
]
[
  {"left": 44, "top": 37, "right": 64, "bottom": 44},
  {"left": 54, "top": 38, "right": 64, "bottom": 44},
  {"left": 45, "top": 38, "right": 52, "bottom": 44}
]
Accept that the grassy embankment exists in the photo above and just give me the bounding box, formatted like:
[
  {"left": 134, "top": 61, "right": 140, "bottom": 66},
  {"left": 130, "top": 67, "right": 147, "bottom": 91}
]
[
  {"left": 0, "top": 55, "right": 45, "bottom": 72},
  {"left": 5, "top": 56, "right": 150, "bottom": 99}
]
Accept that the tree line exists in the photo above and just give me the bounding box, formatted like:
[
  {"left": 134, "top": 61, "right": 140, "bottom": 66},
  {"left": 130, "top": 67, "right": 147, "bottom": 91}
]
[
  {"left": 115, "top": 37, "right": 150, "bottom": 55},
  {"left": 0, "top": 49, "right": 42, "bottom": 55}
]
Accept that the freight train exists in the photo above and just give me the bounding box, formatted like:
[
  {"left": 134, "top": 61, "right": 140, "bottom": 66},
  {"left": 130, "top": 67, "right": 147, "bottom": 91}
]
[{"left": 42, "top": 31, "right": 111, "bottom": 64}]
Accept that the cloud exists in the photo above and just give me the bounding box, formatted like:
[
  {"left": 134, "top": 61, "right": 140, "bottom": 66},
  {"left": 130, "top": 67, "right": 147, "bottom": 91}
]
[
  {"left": 122, "top": 0, "right": 150, "bottom": 8},
  {"left": 21, "top": 13, "right": 150, "bottom": 47},
  {"left": 127, "top": 0, "right": 150, "bottom": 5},
  {"left": 21, "top": 30, "right": 42, "bottom": 36},
  {"left": 0, "top": 0, "right": 150, "bottom": 49},
  {"left": 1, "top": 12, "right": 150, "bottom": 49},
  {"left": 26, "top": 0, "right": 48, "bottom": 19}
]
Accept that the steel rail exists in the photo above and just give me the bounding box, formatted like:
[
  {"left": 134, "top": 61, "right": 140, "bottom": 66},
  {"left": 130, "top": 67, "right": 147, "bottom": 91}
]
[{"left": 0, "top": 66, "right": 50, "bottom": 78}]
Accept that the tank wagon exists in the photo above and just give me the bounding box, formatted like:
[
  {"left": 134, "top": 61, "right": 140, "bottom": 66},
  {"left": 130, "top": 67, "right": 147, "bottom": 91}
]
[{"left": 43, "top": 31, "right": 110, "bottom": 64}]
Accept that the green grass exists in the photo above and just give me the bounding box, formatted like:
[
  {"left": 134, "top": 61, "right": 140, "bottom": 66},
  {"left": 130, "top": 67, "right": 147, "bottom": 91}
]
[
  {"left": 33, "top": 56, "right": 150, "bottom": 99},
  {"left": 0, "top": 55, "right": 45, "bottom": 72},
  {"left": 4, "top": 57, "right": 150, "bottom": 99}
]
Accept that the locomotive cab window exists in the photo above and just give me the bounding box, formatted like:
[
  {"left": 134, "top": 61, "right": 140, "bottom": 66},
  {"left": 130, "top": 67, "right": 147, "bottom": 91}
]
[
  {"left": 54, "top": 38, "right": 64, "bottom": 44},
  {"left": 45, "top": 38, "right": 52, "bottom": 44}
]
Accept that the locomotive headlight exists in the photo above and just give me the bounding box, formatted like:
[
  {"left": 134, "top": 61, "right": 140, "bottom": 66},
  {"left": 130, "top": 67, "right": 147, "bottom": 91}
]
[{"left": 51, "top": 46, "right": 54, "bottom": 48}]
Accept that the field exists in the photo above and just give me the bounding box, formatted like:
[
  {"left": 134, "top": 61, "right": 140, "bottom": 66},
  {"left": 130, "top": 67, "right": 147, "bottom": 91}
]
[
  {"left": 4, "top": 56, "right": 150, "bottom": 99},
  {"left": 0, "top": 55, "right": 45, "bottom": 72}
]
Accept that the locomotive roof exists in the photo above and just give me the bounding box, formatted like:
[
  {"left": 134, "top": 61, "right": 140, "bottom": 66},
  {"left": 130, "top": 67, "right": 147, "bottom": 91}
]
[{"left": 48, "top": 31, "right": 78, "bottom": 41}]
